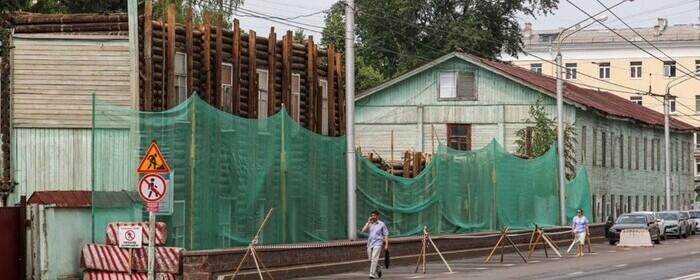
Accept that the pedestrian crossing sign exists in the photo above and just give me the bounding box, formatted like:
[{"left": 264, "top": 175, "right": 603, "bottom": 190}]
[{"left": 137, "top": 141, "right": 171, "bottom": 174}]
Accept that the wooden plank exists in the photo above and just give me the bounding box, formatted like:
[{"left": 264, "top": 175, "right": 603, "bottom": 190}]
[
  {"left": 283, "top": 31, "right": 293, "bottom": 113},
  {"left": 247, "top": 30, "right": 257, "bottom": 118},
  {"left": 215, "top": 15, "right": 224, "bottom": 108},
  {"left": 313, "top": 46, "right": 320, "bottom": 133},
  {"left": 186, "top": 7, "right": 194, "bottom": 97},
  {"left": 335, "top": 53, "right": 344, "bottom": 135},
  {"left": 165, "top": 2, "right": 177, "bottom": 108},
  {"left": 327, "top": 45, "right": 336, "bottom": 136},
  {"left": 202, "top": 13, "right": 212, "bottom": 103},
  {"left": 267, "top": 28, "right": 276, "bottom": 116},
  {"left": 306, "top": 36, "right": 315, "bottom": 131},
  {"left": 232, "top": 19, "right": 241, "bottom": 115}
]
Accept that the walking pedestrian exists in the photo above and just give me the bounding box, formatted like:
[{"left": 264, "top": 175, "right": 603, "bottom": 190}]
[
  {"left": 362, "top": 210, "right": 388, "bottom": 279},
  {"left": 571, "top": 208, "right": 589, "bottom": 257}
]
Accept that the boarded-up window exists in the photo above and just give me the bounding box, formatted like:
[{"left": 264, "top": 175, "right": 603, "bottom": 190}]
[
  {"left": 320, "top": 79, "right": 329, "bottom": 135},
  {"left": 619, "top": 135, "right": 624, "bottom": 169},
  {"left": 635, "top": 137, "right": 640, "bottom": 170},
  {"left": 291, "top": 73, "right": 301, "bottom": 121},
  {"left": 447, "top": 124, "right": 471, "bottom": 151},
  {"left": 592, "top": 129, "right": 598, "bottom": 166},
  {"left": 457, "top": 72, "right": 477, "bottom": 100},
  {"left": 643, "top": 137, "right": 648, "bottom": 170},
  {"left": 610, "top": 133, "right": 616, "bottom": 168},
  {"left": 580, "top": 126, "right": 587, "bottom": 163},
  {"left": 601, "top": 131, "right": 606, "bottom": 167},
  {"left": 221, "top": 63, "right": 233, "bottom": 113},
  {"left": 175, "top": 52, "right": 187, "bottom": 103},
  {"left": 257, "top": 69, "right": 269, "bottom": 118}
]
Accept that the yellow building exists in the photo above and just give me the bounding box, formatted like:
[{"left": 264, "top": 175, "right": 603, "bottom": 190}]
[{"left": 503, "top": 19, "right": 700, "bottom": 174}]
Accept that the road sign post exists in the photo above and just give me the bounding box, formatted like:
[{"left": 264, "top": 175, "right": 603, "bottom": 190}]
[{"left": 137, "top": 141, "right": 170, "bottom": 280}]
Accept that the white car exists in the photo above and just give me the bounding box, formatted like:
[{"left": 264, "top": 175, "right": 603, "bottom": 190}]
[
  {"left": 687, "top": 210, "right": 700, "bottom": 233},
  {"left": 633, "top": 211, "right": 667, "bottom": 240}
]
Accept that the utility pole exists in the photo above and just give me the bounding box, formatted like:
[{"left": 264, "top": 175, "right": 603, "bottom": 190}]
[
  {"left": 345, "top": 0, "right": 357, "bottom": 240},
  {"left": 555, "top": 53, "right": 566, "bottom": 226},
  {"left": 664, "top": 92, "right": 671, "bottom": 210}
]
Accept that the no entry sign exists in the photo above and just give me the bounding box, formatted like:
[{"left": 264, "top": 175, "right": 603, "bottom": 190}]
[{"left": 138, "top": 174, "right": 168, "bottom": 212}]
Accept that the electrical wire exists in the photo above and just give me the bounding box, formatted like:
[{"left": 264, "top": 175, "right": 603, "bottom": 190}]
[{"left": 567, "top": 0, "right": 700, "bottom": 84}]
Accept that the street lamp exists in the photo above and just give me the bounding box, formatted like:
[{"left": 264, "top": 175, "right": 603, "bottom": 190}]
[
  {"left": 664, "top": 72, "right": 695, "bottom": 210},
  {"left": 553, "top": 14, "right": 608, "bottom": 226}
]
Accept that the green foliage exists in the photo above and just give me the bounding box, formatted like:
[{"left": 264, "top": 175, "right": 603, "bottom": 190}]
[
  {"left": 515, "top": 98, "right": 577, "bottom": 179},
  {"left": 293, "top": 29, "right": 306, "bottom": 44},
  {"left": 321, "top": 0, "right": 558, "bottom": 91}
]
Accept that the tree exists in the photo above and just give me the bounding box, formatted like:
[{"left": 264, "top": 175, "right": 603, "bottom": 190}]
[
  {"left": 514, "top": 98, "right": 577, "bottom": 179},
  {"left": 293, "top": 29, "right": 306, "bottom": 44},
  {"left": 321, "top": 0, "right": 558, "bottom": 91}
]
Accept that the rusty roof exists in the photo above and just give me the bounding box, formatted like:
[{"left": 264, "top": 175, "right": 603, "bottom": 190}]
[
  {"left": 360, "top": 52, "right": 695, "bottom": 131},
  {"left": 467, "top": 53, "right": 696, "bottom": 131},
  {"left": 28, "top": 191, "right": 91, "bottom": 207}
]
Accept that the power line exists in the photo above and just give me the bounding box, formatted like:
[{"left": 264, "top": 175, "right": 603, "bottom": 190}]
[
  {"left": 232, "top": 10, "right": 323, "bottom": 33},
  {"left": 567, "top": 0, "right": 700, "bottom": 84},
  {"left": 236, "top": 7, "right": 326, "bottom": 30}
]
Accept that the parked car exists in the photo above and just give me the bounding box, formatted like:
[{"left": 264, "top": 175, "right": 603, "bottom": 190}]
[
  {"left": 607, "top": 213, "right": 662, "bottom": 245},
  {"left": 658, "top": 211, "right": 688, "bottom": 239},
  {"left": 688, "top": 210, "right": 700, "bottom": 233},
  {"left": 633, "top": 211, "right": 666, "bottom": 240},
  {"left": 680, "top": 211, "right": 696, "bottom": 235}
]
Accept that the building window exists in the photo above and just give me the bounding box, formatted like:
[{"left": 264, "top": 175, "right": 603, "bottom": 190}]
[
  {"left": 175, "top": 52, "right": 187, "bottom": 102},
  {"left": 628, "top": 135, "right": 632, "bottom": 170},
  {"left": 581, "top": 126, "right": 587, "bottom": 163},
  {"left": 221, "top": 63, "right": 233, "bottom": 113},
  {"left": 630, "top": 61, "right": 642, "bottom": 79},
  {"left": 530, "top": 63, "right": 542, "bottom": 73},
  {"left": 630, "top": 96, "right": 642, "bottom": 105},
  {"left": 696, "top": 133, "right": 700, "bottom": 150},
  {"left": 696, "top": 60, "right": 700, "bottom": 76},
  {"left": 669, "top": 96, "right": 677, "bottom": 113},
  {"left": 635, "top": 137, "right": 640, "bottom": 170},
  {"left": 447, "top": 124, "right": 471, "bottom": 151},
  {"left": 696, "top": 161, "right": 700, "bottom": 174},
  {"left": 598, "top": 62, "right": 610, "bottom": 79},
  {"left": 593, "top": 129, "right": 598, "bottom": 166},
  {"left": 438, "top": 72, "right": 477, "bottom": 100},
  {"left": 664, "top": 61, "right": 676, "bottom": 78},
  {"left": 696, "top": 95, "right": 700, "bottom": 112},
  {"left": 644, "top": 137, "right": 648, "bottom": 170},
  {"left": 291, "top": 73, "right": 301, "bottom": 121},
  {"left": 619, "top": 134, "right": 624, "bottom": 169},
  {"left": 565, "top": 63, "right": 577, "bottom": 80},
  {"left": 611, "top": 133, "right": 616, "bottom": 168},
  {"left": 601, "top": 131, "right": 607, "bottom": 167},
  {"left": 651, "top": 139, "right": 655, "bottom": 171},
  {"left": 320, "top": 79, "right": 329, "bottom": 135},
  {"left": 657, "top": 139, "right": 662, "bottom": 171}
]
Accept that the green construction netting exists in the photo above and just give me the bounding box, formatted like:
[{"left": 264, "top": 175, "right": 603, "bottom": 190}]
[
  {"left": 357, "top": 141, "right": 592, "bottom": 236},
  {"left": 92, "top": 95, "right": 346, "bottom": 249},
  {"left": 92, "top": 95, "right": 591, "bottom": 250}
]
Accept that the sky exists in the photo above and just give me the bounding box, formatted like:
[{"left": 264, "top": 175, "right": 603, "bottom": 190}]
[{"left": 235, "top": 0, "right": 700, "bottom": 39}]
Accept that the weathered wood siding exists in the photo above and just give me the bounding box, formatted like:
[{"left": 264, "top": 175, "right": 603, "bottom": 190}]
[{"left": 12, "top": 35, "right": 130, "bottom": 128}]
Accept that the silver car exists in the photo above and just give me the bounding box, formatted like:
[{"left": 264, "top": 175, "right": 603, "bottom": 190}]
[
  {"left": 658, "top": 211, "right": 689, "bottom": 239},
  {"left": 633, "top": 211, "right": 666, "bottom": 240},
  {"left": 680, "top": 211, "right": 696, "bottom": 235},
  {"left": 688, "top": 210, "right": 700, "bottom": 233}
]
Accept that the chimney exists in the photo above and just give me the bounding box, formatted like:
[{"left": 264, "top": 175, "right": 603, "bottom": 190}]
[
  {"left": 523, "top": 22, "right": 533, "bottom": 39},
  {"left": 654, "top": 18, "right": 668, "bottom": 36}
]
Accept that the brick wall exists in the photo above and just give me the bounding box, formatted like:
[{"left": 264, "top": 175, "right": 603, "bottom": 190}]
[{"left": 182, "top": 224, "right": 605, "bottom": 279}]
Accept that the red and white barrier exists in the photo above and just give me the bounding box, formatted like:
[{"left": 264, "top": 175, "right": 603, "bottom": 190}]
[
  {"left": 81, "top": 244, "right": 183, "bottom": 274},
  {"left": 105, "top": 222, "right": 167, "bottom": 246},
  {"left": 83, "top": 271, "right": 176, "bottom": 280}
]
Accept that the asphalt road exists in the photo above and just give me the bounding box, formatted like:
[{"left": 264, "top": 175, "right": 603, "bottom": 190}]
[{"left": 301, "top": 234, "right": 700, "bottom": 280}]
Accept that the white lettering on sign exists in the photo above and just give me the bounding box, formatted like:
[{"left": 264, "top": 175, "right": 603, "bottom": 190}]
[{"left": 118, "top": 226, "right": 143, "bottom": 248}]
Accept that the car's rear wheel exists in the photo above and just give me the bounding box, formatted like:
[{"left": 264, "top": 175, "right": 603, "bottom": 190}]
[{"left": 654, "top": 230, "right": 661, "bottom": 244}]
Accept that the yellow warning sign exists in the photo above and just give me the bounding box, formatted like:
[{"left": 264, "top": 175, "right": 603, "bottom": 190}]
[{"left": 137, "top": 142, "right": 171, "bottom": 174}]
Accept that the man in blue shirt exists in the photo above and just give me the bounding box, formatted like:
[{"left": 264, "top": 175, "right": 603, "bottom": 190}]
[
  {"left": 362, "top": 210, "right": 389, "bottom": 279},
  {"left": 571, "top": 208, "right": 589, "bottom": 257}
]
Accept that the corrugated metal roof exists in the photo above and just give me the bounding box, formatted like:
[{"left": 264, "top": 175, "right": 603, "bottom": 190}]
[
  {"left": 28, "top": 191, "right": 91, "bottom": 207},
  {"left": 27, "top": 190, "right": 141, "bottom": 208},
  {"left": 470, "top": 53, "right": 696, "bottom": 131},
  {"left": 523, "top": 25, "right": 700, "bottom": 46},
  {"left": 359, "top": 52, "right": 695, "bottom": 131}
]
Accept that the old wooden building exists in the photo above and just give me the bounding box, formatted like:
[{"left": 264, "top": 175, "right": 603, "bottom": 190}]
[
  {"left": 0, "top": 8, "right": 344, "bottom": 207},
  {"left": 356, "top": 52, "right": 697, "bottom": 223}
]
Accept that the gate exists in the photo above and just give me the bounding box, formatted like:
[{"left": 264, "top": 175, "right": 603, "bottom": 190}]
[{"left": 0, "top": 199, "right": 24, "bottom": 280}]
